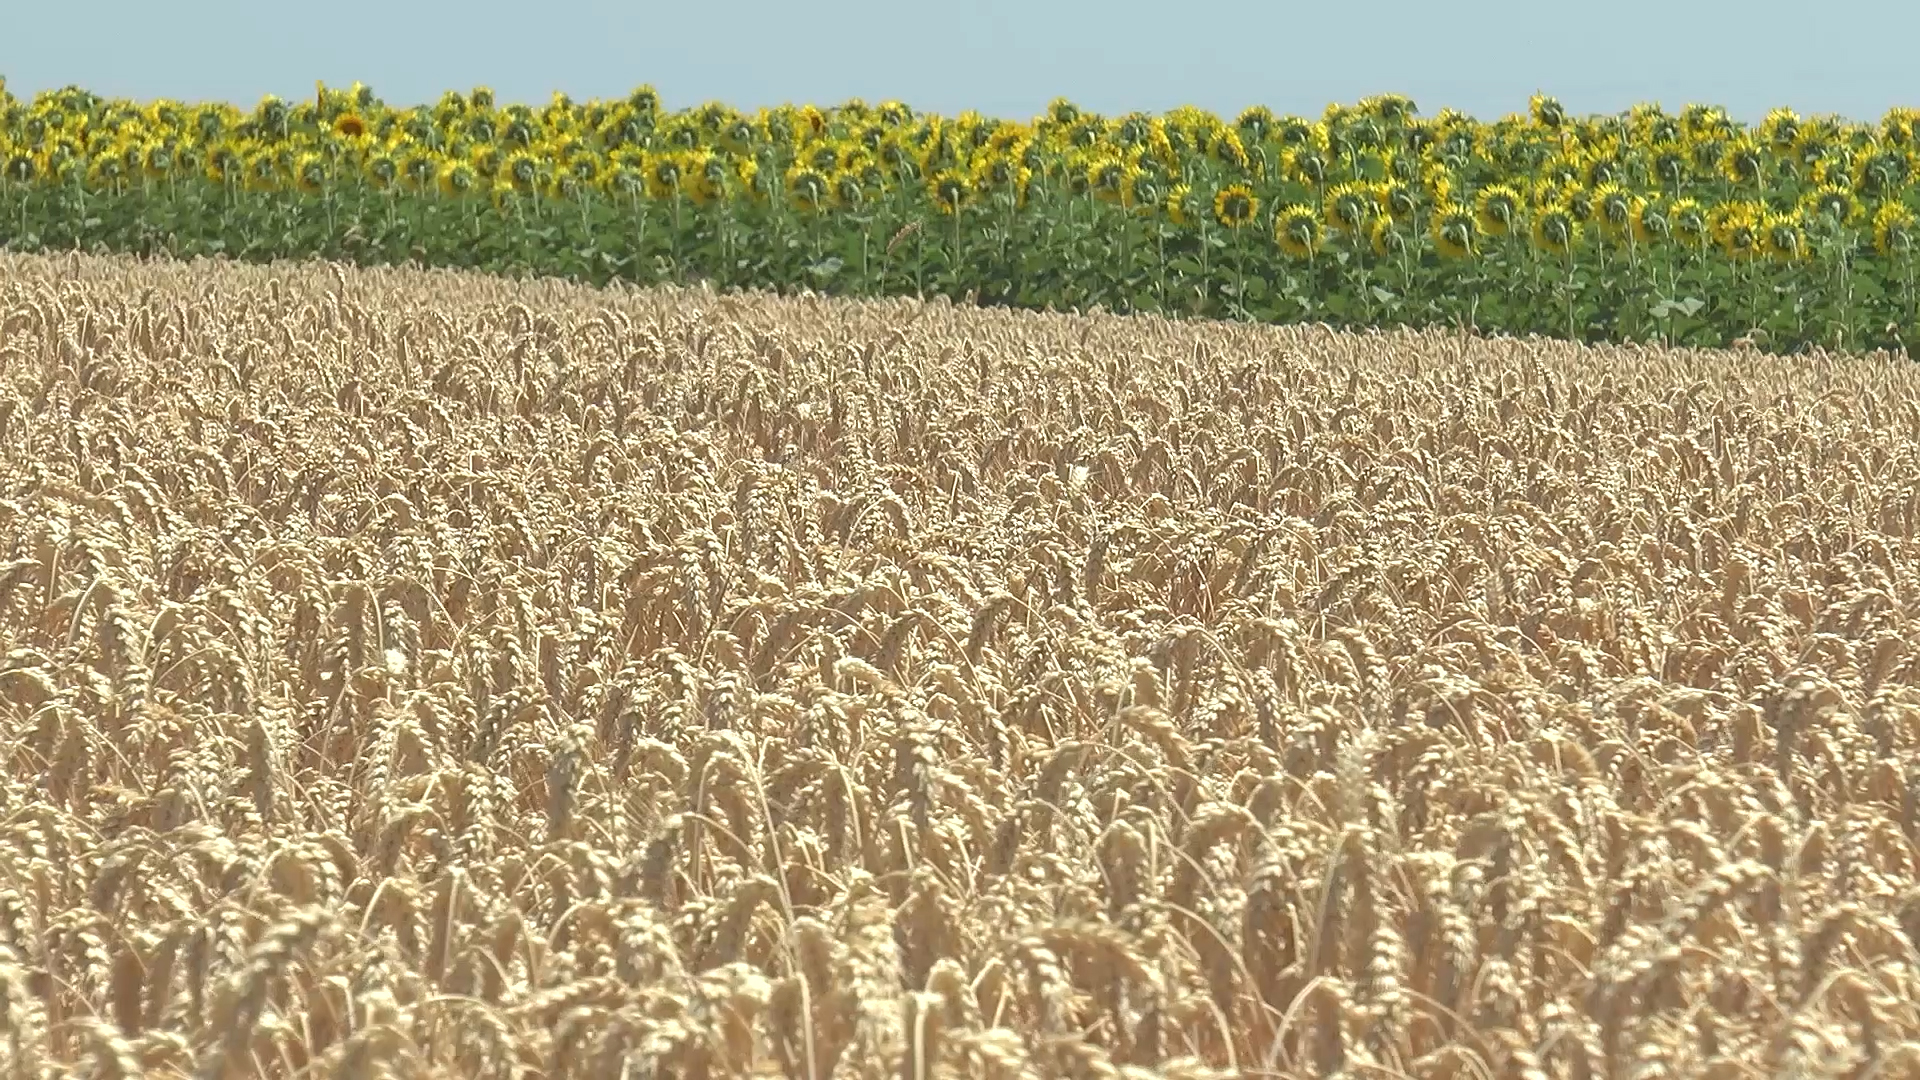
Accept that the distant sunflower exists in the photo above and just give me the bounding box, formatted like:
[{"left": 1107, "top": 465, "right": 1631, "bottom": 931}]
[
  {"left": 1236, "top": 104, "right": 1275, "bottom": 141},
  {"left": 1087, "top": 155, "right": 1130, "bottom": 206},
  {"left": 1323, "top": 182, "right": 1373, "bottom": 234},
  {"left": 1710, "top": 202, "right": 1763, "bottom": 260},
  {"left": 1630, "top": 200, "right": 1670, "bottom": 246},
  {"left": 1529, "top": 93, "right": 1566, "bottom": 131},
  {"left": 785, "top": 163, "right": 829, "bottom": 211},
  {"left": 2, "top": 151, "right": 36, "bottom": 184},
  {"left": 1431, "top": 204, "right": 1475, "bottom": 259},
  {"left": 438, "top": 160, "right": 478, "bottom": 198},
  {"left": 1212, "top": 183, "right": 1259, "bottom": 229},
  {"left": 1273, "top": 204, "right": 1322, "bottom": 259},
  {"left": 1530, "top": 204, "right": 1580, "bottom": 256},
  {"left": 1166, "top": 184, "right": 1193, "bottom": 227},
  {"left": 1649, "top": 148, "right": 1687, "bottom": 188},
  {"left": 363, "top": 150, "right": 399, "bottom": 191},
  {"left": 1282, "top": 147, "right": 1327, "bottom": 187},
  {"left": 1873, "top": 202, "right": 1916, "bottom": 257},
  {"left": 503, "top": 150, "right": 540, "bottom": 194},
  {"left": 1473, "top": 184, "right": 1523, "bottom": 237},
  {"left": 1799, "top": 184, "right": 1861, "bottom": 227},
  {"left": 1590, "top": 182, "right": 1638, "bottom": 240},
  {"left": 1760, "top": 211, "right": 1806, "bottom": 262},
  {"left": 293, "top": 152, "right": 328, "bottom": 195},
  {"left": 928, "top": 168, "right": 970, "bottom": 214},
  {"left": 1668, "top": 198, "right": 1709, "bottom": 249},
  {"left": 1856, "top": 149, "right": 1911, "bottom": 200},
  {"left": 1369, "top": 217, "right": 1408, "bottom": 258},
  {"left": 333, "top": 112, "right": 367, "bottom": 141},
  {"left": 1380, "top": 181, "right": 1418, "bottom": 222},
  {"left": 1760, "top": 108, "right": 1801, "bottom": 154},
  {"left": 1719, "top": 138, "right": 1765, "bottom": 186}
]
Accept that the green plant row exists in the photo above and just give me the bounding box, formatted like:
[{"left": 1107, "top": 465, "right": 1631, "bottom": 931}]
[{"left": 4, "top": 176, "right": 1915, "bottom": 354}]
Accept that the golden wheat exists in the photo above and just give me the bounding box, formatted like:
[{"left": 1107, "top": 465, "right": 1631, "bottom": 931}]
[{"left": 3, "top": 249, "right": 1920, "bottom": 1078}]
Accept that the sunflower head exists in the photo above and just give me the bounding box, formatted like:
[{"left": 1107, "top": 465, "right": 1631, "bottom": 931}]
[
  {"left": 1282, "top": 147, "right": 1327, "bottom": 187},
  {"left": 1667, "top": 198, "right": 1708, "bottom": 248},
  {"left": 1165, "top": 184, "right": 1193, "bottom": 227},
  {"left": 1530, "top": 204, "right": 1580, "bottom": 256},
  {"left": 1856, "top": 148, "right": 1911, "bottom": 199},
  {"left": 1273, "top": 204, "right": 1322, "bottom": 259},
  {"left": 1873, "top": 201, "right": 1916, "bottom": 257},
  {"left": 1648, "top": 148, "right": 1687, "bottom": 188},
  {"left": 1431, "top": 204, "right": 1476, "bottom": 259},
  {"left": 1369, "top": 217, "right": 1408, "bottom": 258},
  {"left": 1799, "top": 184, "right": 1861, "bottom": 227},
  {"left": 1473, "top": 184, "right": 1523, "bottom": 237},
  {"left": 1718, "top": 138, "right": 1764, "bottom": 186},
  {"left": 1212, "top": 183, "right": 1259, "bottom": 229},
  {"left": 1757, "top": 211, "right": 1807, "bottom": 262},
  {"left": 1236, "top": 104, "right": 1275, "bottom": 142},
  {"left": 929, "top": 168, "right": 970, "bottom": 214},
  {"left": 1761, "top": 108, "right": 1802, "bottom": 154},
  {"left": 604, "top": 164, "right": 645, "bottom": 199},
  {"left": 1362, "top": 94, "right": 1418, "bottom": 126},
  {"left": 292, "top": 151, "right": 327, "bottom": 194},
  {"left": 1709, "top": 201, "right": 1763, "bottom": 260},
  {"left": 1323, "top": 182, "right": 1373, "bottom": 234},
  {"left": 2, "top": 151, "right": 35, "bottom": 184},
  {"left": 1379, "top": 181, "right": 1418, "bottom": 222},
  {"left": 1529, "top": 93, "right": 1566, "bottom": 131},
  {"left": 1087, "top": 156, "right": 1131, "bottom": 206},
  {"left": 437, "top": 159, "right": 478, "bottom": 198}
]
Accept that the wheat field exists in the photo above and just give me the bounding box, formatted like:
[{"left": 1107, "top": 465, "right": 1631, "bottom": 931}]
[{"left": 3, "top": 252, "right": 1920, "bottom": 1079}]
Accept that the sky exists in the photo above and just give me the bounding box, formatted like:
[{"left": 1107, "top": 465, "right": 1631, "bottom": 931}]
[{"left": 3, "top": 0, "right": 1916, "bottom": 127}]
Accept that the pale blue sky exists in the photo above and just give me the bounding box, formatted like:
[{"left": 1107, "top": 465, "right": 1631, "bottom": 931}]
[{"left": 3, "top": 0, "right": 1914, "bottom": 126}]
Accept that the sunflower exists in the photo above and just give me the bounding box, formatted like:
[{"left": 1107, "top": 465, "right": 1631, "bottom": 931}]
[
  {"left": 1709, "top": 202, "right": 1763, "bottom": 260},
  {"left": 362, "top": 150, "right": 399, "bottom": 191},
  {"left": 1473, "top": 183, "right": 1523, "bottom": 237},
  {"left": 84, "top": 155, "right": 128, "bottom": 193},
  {"left": 2, "top": 151, "right": 35, "bottom": 184},
  {"left": 1718, "top": 138, "right": 1764, "bottom": 186},
  {"left": 1759, "top": 211, "right": 1807, "bottom": 262},
  {"left": 1873, "top": 201, "right": 1916, "bottom": 257},
  {"left": 928, "top": 168, "right": 970, "bottom": 214},
  {"left": 1856, "top": 148, "right": 1911, "bottom": 199},
  {"left": 1647, "top": 147, "right": 1687, "bottom": 188},
  {"left": 1273, "top": 204, "right": 1322, "bottom": 259},
  {"left": 1211, "top": 130, "right": 1252, "bottom": 172},
  {"left": 1166, "top": 184, "right": 1193, "bottom": 227},
  {"left": 1529, "top": 93, "right": 1566, "bottom": 131},
  {"left": 603, "top": 164, "right": 645, "bottom": 199},
  {"left": 1431, "top": 204, "right": 1476, "bottom": 259},
  {"left": 1212, "top": 183, "right": 1259, "bottom": 229},
  {"left": 1798, "top": 184, "right": 1861, "bottom": 227},
  {"left": 1630, "top": 200, "right": 1670, "bottom": 246},
  {"left": 1529, "top": 204, "right": 1580, "bottom": 256},
  {"left": 1235, "top": 104, "right": 1275, "bottom": 142},
  {"left": 1369, "top": 217, "right": 1408, "bottom": 258},
  {"left": 1322, "top": 182, "right": 1373, "bottom": 234},
  {"left": 1590, "top": 182, "right": 1641, "bottom": 241},
  {"left": 784, "top": 163, "right": 830, "bottom": 211},
  {"left": 399, "top": 148, "right": 438, "bottom": 192},
  {"left": 1668, "top": 198, "right": 1709, "bottom": 248},
  {"left": 437, "top": 159, "right": 478, "bottom": 198},
  {"left": 1760, "top": 108, "right": 1801, "bottom": 154},
  {"left": 240, "top": 147, "right": 279, "bottom": 193},
  {"left": 1281, "top": 147, "right": 1327, "bottom": 188},
  {"left": 1378, "top": 181, "right": 1418, "bottom": 222},
  {"left": 1121, "top": 169, "right": 1162, "bottom": 215},
  {"left": 292, "top": 152, "right": 328, "bottom": 195},
  {"left": 1087, "top": 155, "right": 1130, "bottom": 206}
]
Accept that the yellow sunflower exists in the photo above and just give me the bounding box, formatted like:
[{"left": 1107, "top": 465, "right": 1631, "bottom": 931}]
[
  {"left": 1873, "top": 201, "right": 1916, "bottom": 257},
  {"left": 1273, "top": 203, "right": 1321, "bottom": 259},
  {"left": 1212, "top": 183, "right": 1259, "bottom": 229},
  {"left": 1530, "top": 204, "right": 1580, "bottom": 256},
  {"left": 1668, "top": 198, "right": 1709, "bottom": 249},
  {"left": 1369, "top": 217, "right": 1408, "bottom": 258},
  {"left": 1472, "top": 184, "right": 1523, "bottom": 237},
  {"left": 1322, "top": 182, "right": 1373, "bottom": 234},
  {"left": 1431, "top": 204, "right": 1476, "bottom": 259},
  {"left": 1759, "top": 211, "right": 1807, "bottom": 262}
]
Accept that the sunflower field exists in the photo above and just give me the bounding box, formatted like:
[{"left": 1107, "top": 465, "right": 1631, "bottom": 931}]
[{"left": 2, "top": 78, "right": 1918, "bottom": 354}]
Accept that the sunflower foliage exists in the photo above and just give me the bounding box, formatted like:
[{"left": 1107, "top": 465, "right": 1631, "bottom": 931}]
[{"left": 1, "top": 82, "right": 1918, "bottom": 353}]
